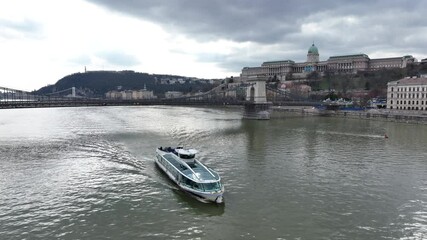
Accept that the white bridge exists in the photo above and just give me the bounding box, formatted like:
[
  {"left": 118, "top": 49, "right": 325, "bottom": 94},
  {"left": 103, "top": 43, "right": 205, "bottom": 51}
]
[{"left": 243, "top": 76, "right": 272, "bottom": 119}]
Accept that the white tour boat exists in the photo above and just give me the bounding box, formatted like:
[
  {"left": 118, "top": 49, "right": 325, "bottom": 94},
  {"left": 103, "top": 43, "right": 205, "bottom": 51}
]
[{"left": 155, "top": 147, "right": 224, "bottom": 203}]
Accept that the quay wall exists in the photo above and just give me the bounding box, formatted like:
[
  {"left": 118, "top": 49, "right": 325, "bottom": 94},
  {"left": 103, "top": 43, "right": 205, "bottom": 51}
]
[{"left": 271, "top": 106, "right": 427, "bottom": 124}]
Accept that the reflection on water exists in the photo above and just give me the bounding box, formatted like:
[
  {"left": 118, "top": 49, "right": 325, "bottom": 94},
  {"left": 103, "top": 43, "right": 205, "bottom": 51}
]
[{"left": 0, "top": 106, "right": 426, "bottom": 239}]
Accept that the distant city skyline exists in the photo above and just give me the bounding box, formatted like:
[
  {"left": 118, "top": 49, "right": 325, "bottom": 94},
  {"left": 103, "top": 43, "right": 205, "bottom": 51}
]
[{"left": 1, "top": 0, "right": 426, "bottom": 91}]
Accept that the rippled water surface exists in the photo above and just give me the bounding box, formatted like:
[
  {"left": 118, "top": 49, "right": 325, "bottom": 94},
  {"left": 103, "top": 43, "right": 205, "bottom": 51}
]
[{"left": 1, "top": 106, "right": 427, "bottom": 239}]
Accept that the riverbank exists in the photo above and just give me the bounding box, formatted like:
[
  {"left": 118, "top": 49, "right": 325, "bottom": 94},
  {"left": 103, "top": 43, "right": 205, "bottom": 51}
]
[{"left": 271, "top": 106, "right": 427, "bottom": 124}]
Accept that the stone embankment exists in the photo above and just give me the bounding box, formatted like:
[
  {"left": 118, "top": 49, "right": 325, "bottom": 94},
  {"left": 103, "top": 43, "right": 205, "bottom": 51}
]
[{"left": 271, "top": 106, "right": 427, "bottom": 124}]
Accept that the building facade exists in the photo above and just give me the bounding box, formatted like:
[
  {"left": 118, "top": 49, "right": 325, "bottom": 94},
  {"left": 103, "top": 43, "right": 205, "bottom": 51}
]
[
  {"left": 241, "top": 43, "right": 416, "bottom": 81},
  {"left": 165, "top": 91, "right": 183, "bottom": 98},
  {"left": 387, "top": 77, "right": 427, "bottom": 110},
  {"left": 105, "top": 89, "right": 155, "bottom": 100}
]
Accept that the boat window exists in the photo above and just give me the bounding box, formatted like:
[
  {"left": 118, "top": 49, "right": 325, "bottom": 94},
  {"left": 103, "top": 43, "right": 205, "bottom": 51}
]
[
  {"left": 179, "top": 154, "right": 195, "bottom": 159},
  {"left": 187, "top": 162, "right": 196, "bottom": 168},
  {"left": 183, "top": 178, "right": 193, "bottom": 187},
  {"left": 179, "top": 164, "right": 188, "bottom": 171},
  {"left": 202, "top": 182, "right": 221, "bottom": 191}
]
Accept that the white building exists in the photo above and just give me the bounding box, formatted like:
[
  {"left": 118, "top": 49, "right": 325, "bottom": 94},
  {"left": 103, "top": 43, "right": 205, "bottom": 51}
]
[
  {"left": 105, "top": 90, "right": 121, "bottom": 99},
  {"left": 121, "top": 90, "right": 133, "bottom": 100},
  {"left": 387, "top": 77, "right": 427, "bottom": 110},
  {"left": 105, "top": 88, "right": 156, "bottom": 100},
  {"left": 241, "top": 43, "right": 416, "bottom": 82},
  {"left": 165, "top": 91, "right": 183, "bottom": 98}
]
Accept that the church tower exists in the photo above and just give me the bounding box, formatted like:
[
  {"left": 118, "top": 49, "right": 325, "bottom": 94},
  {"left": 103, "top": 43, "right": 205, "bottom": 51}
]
[{"left": 307, "top": 43, "right": 319, "bottom": 63}]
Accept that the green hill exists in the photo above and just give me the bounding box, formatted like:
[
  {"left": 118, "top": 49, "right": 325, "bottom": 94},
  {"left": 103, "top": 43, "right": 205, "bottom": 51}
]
[{"left": 35, "top": 71, "right": 217, "bottom": 97}]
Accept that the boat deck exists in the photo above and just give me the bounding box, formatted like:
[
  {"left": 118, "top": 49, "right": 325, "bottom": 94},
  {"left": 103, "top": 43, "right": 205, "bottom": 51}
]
[
  {"left": 163, "top": 153, "right": 189, "bottom": 172},
  {"left": 161, "top": 152, "right": 219, "bottom": 181}
]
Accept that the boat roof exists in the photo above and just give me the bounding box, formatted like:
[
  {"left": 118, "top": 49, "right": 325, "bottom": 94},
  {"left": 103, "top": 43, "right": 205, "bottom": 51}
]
[
  {"left": 176, "top": 148, "right": 198, "bottom": 155},
  {"left": 182, "top": 165, "right": 219, "bottom": 182},
  {"left": 160, "top": 152, "right": 219, "bottom": 182}
]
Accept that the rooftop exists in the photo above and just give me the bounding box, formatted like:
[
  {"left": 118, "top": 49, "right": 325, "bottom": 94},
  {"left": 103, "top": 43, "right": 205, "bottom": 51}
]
[
  {"left": 262, "top": 60, "right": 295, "bottom": 65},
  {"left": 389, "top": 77, "right": 427, "bottom": 86},
  {"left": 329, "top": 54, "right": 370, "bottom": 59},
  {"left": 308, "top": 43, "right": 319, "bottom": 55}
]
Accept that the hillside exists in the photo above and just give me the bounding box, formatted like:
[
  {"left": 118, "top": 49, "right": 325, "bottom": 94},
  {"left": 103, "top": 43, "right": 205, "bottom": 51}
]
[{"left": 35, "top": 71, "right": 218, "bottom": 97}]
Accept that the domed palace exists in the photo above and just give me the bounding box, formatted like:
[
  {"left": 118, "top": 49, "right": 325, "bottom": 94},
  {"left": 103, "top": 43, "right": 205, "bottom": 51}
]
[
  {"left": 240, "top": 43, "right": 416, "bottom": 81},
  {"left": 307, "top": 43, "right": 319, "bottom": 63}
]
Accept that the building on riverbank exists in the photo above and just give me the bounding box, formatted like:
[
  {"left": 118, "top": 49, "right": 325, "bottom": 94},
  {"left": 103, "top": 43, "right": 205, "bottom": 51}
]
[
  {"left": 241, "top": 43, "right": 417, "bottom": 81},
  {"left": 105, "top": 88, "right": 156, "bottom": 100},
  {"left": 387, "top": 77, "right": 427, "bottom": 110}
]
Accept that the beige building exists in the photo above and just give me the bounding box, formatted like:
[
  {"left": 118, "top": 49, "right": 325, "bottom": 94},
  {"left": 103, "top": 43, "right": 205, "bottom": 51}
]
[
  {"left": 165, "top": 91, "right": 183, "bottom": 98},
  {"left": 387, "top": 77, "right": 427, "bottom": 110},
  {"left": 241, "top": 43, "right": 416, "bottom": 81},
  {"left": 131, "top": 89, "right": 155, "bottom": 100},
  {"left": 105, "top": 90, "right": 121, "bottom": 99},
  {"left": 105, "top": 88, "right": 155, "bottom": 100}
]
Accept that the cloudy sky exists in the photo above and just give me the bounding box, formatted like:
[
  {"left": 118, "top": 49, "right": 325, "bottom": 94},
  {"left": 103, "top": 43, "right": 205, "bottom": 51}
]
[{"left": 1, "top": 0, "right": 426, "bottom": 91}]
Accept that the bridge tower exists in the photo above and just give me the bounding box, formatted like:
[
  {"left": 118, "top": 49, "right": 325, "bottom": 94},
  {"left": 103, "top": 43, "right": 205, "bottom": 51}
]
[
  {"left": 72, "top": 87, "right": 76, "bottom": 97},
  {"left": 243, "top": 76, "right": 272, "bottom": 120}
]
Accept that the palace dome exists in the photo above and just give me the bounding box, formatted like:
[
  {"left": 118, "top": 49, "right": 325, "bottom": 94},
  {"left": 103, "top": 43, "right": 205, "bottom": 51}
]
[{"left": 308, "top": 43, "right": 319, "bottom": 55}]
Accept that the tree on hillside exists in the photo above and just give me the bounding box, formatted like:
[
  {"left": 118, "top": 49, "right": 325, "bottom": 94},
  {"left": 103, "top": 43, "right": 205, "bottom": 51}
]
[
  {"left": 406, "top": 63, "right": 418, "bottom": 77},
  {"left": 33, "top": 71, "right": 217, "bottom": 97},
  {"left": 364, "top": 81, "right": 370, "bottom": 90},
  {"left": 306, "top": 71, "right": 320, "bottom": 90},
  {"left": 323, "top": 70, "right": 334, "bottom": 92}
]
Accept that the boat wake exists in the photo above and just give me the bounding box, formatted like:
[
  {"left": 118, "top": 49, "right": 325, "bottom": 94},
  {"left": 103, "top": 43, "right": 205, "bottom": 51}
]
[{"left": 315, "top": 130, "right": 385, "bottom": 139}]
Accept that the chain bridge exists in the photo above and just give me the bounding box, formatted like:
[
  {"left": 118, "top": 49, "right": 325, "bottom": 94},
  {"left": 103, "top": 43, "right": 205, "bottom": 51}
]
[{"left": 1, "top": 82, "right": 320, "bottom": 110}]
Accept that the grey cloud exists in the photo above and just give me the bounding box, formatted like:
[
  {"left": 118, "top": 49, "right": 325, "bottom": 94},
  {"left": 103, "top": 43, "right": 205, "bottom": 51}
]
[
  {"left": 86, "top": 0, "right": 427, "bottom": 71},
  {"left": 97, "top": 51, "right": 140, "bottom": 67},
  {"left": 69, "top": 52, "right": 139, "bottom": 68},
  {"left": 86, "top": 0, "right": 425, "bottom": 43},
  {"left": 0, "top": 19, "right": 43, "bottom": 39},
  {"left": 69, "top": 55, "right": 92, "bottom": 66},
  {"left": 86, "top": 0, "right": 339, "bottom": 43}
]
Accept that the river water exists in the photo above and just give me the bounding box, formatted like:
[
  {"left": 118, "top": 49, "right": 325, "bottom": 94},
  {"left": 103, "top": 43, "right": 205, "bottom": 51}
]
[{"left": 0, "top": 106, "right": 426, "bottom": 239}]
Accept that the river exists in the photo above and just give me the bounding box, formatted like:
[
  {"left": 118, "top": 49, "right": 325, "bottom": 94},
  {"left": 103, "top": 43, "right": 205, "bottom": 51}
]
[{"left": 0, "top": 106, "right": 426, "bottom": 239}]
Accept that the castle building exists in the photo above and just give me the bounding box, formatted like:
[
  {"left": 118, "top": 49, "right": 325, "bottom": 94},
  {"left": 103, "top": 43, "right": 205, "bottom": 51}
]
[
  {"left": 241, "top": 43, "right": 416, "bottom": 81},
  {"left": 387, "top": 77, "right": 427, "bottom": 111}
]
